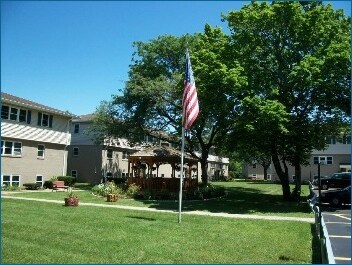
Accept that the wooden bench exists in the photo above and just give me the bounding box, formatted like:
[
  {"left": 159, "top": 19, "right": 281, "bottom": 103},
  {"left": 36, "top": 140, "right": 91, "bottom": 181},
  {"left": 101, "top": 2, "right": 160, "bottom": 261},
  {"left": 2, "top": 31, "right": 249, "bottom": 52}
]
[{"left": 52, "top": 181, "right": 69, "bottom": 191}]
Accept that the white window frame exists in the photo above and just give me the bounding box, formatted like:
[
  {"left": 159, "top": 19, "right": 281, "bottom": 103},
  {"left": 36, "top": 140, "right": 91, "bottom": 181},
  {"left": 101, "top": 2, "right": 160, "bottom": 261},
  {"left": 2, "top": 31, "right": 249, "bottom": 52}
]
[
  {"left": 122, "top": 151, "right": 128, "bottom": 160},
  {"left": 36, "top": 175, "right": 43, "bottom": 187},
  {"left": 313, "top": 156, "right": 333, "bottom": 165},
  {"left": 1, "top": 174, "right": 21, "bottom": 186},
  {"left": 1, "top": 141, "right": 22, "bottom": 157},
  {"left": 1, "top": 105, "right": 29, "bottom": 123},
  {"left": 266, "top": 174, "right": 271, "bottom": 180},
  {"left": 37, "top": 144, "right": 45, "bottom": 159},
  {"left": 38, "top": 112, "right": 53, "bottom": 128}
]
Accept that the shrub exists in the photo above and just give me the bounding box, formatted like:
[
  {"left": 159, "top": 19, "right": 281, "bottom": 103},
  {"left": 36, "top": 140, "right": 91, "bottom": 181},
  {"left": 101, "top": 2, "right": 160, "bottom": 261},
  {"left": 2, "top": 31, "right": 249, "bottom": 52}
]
[
  {"left": 43, "top": 181, "right": 53, "bottom": 189},
  {"left": 91, "top": 182, "right": 123, "bottom": 197},
  {"left": 125, "top": 183, "right": 141, "bottom": 198},
  {"left": 23, "top": 183, "right": 41, "bottom": 190},
  {"left": 2, "top": 185, "right": 21, "bottom": 191},
  {"left": 57, "top": 176, "right": 76, "bottom": 186}
]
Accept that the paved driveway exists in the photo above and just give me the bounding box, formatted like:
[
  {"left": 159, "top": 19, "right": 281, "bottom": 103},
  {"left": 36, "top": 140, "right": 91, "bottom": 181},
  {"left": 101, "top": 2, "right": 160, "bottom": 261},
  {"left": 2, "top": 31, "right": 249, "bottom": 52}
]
[{"left": 322, "top": 208, "right": 351, "bottom": 264}]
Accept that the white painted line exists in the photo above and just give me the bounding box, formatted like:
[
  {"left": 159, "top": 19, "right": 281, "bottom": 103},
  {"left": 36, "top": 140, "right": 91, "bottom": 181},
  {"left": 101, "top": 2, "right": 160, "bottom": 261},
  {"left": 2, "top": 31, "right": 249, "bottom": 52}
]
[{"left": 329, "top": 235, "right": 351, "bottom": 239}]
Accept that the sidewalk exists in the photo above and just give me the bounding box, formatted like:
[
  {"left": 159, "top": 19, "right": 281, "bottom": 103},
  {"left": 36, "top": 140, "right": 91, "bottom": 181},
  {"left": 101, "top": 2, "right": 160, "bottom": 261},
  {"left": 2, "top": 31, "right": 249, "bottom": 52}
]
[{"left": 2, "top": 194, "right": 315, "bottom": 223}]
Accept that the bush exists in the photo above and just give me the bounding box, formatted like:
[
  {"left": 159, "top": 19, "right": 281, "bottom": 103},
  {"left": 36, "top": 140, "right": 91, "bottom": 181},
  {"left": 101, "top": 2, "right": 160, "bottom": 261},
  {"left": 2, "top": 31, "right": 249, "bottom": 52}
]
[
  {"left": 57, "top": 176, "right": 76, "bottom": 186},
  {"left": 91, "top": 182, "right": 123, "bottom": 197},
  {"left": 23, "top": 183, "right": 41, "bottom": 190},
  {"left": 125, "top": 183, "right": 141, "bottom": 198},
  {"left": 1, "top": 185, "right": 21, "bottom": 191},
  {"left": 43, "top": 181, "right": 53, "bottom": 189}
]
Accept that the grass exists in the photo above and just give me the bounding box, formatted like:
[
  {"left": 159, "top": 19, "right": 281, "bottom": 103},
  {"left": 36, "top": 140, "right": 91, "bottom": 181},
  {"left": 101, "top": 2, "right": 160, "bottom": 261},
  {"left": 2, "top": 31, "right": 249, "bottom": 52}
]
[
  {"left": 5, "top": 180, "right": 313, "bottom": 218},
  {"left": 1, "top": 199, "right": 316, "bottom": 264}
]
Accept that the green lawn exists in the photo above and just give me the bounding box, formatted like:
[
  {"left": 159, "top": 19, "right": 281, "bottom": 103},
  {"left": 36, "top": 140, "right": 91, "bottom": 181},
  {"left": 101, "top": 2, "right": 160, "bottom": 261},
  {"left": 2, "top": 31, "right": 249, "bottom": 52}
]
[
  {"left": 5, "top": 181, "right": 313, "bottom": 218},
  {"left": 1, "top": 199, "right": 317, "bottom": 264}
]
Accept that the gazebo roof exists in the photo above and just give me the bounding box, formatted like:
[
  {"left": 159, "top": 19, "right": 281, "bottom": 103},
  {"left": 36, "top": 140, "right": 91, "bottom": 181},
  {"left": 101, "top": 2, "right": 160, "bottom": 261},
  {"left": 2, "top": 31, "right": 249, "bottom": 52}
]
[{"left": 128, "top": 145, "right": 197, "bottom": 164}]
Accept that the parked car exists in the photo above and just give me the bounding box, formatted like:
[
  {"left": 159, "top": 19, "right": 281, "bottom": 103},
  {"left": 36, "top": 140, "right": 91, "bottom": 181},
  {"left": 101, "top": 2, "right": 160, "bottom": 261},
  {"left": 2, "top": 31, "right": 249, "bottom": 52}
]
[
  {"left": 319, "top": 172, "right": 351, "bottom": 190},
  {"left": 320, "top": 186, "right": 351, "bottom": 207},
  {"left": 312, "top": 175, "right": 327, "bottom": 186}
]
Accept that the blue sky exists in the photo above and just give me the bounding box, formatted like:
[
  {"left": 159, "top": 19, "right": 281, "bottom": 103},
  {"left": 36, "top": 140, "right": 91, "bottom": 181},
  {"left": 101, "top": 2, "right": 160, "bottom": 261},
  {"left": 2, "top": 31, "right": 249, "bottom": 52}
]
[{"left": 1, "top": 1, "right": 351, "bottom": 116}]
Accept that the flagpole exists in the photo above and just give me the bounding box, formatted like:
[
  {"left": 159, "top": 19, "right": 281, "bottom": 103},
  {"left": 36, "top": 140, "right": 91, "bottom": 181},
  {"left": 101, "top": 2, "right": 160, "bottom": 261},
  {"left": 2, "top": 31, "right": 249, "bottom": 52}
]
[{"left": 178, "top": 127, "right": 185, "bottom": 223}]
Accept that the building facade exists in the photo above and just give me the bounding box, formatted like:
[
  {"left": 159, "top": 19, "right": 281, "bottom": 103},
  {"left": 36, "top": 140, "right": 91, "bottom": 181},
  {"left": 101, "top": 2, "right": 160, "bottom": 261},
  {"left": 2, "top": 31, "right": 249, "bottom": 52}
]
[
  {"left": 246, "top": 135, "right": 351, "bottom": 183},
  {"left": 67, "top": 114, "right": 137, "bottom": 184},
  {"left": 1, "top": 92, "right": 74, "bottom": 187}
]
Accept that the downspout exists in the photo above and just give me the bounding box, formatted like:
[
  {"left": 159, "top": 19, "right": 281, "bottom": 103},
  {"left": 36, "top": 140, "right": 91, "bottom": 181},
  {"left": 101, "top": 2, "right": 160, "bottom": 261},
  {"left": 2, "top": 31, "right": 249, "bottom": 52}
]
[{"left": 62, "top": 118, "right": 72, "bottom": 176}]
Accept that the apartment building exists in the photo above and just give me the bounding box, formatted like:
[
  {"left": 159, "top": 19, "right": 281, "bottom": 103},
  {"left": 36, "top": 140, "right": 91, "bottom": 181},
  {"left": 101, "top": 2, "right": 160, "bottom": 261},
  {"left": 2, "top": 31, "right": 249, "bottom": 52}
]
[
  {"left": 246, "top": 135, "right": 351, "bottom": 183},
  {"left": 67, "top": 115, "right": 229, "bottom": 184},
  {"left": 1, "top": 92, "right": 75, "bottom": 187},
  {"left": 67, "top": 114, "right": 137, "bottom": 184}
]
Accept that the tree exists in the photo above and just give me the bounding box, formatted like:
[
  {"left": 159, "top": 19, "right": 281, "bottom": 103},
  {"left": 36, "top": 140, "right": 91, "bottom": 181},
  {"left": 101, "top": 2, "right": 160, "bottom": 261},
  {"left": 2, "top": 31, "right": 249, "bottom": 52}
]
[
  {"left": 93, "top": 27, "right": 246, "bottom": 185},
  {"left": 224, "top": 1, "right": 350, "bottom": 200}
]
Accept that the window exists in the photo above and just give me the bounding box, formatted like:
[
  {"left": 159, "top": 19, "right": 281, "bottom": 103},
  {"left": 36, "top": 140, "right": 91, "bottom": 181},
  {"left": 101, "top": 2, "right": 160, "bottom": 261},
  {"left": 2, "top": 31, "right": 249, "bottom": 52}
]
[
  {"left": 252, "top": 164, "right": 257, "bottom": 169},
  {"left": 73, "top": 147, "right": 79, "bottom": 156},
  {"left": 267, "top": 174, "right": 271, "bottom": 180},
  {"left": 107, "top": 149, "right": 113, "bottom": 159},
  {"left": 36, "top": 175, "right": 43, "bottom": 187},
  {"left": 37, "top": 145, "right": 45, "bottom": 158},
  {"left": 1, "top": 106, "right": 9, "bottom": 119},
  {"left": 122, "top": 151, "right": 128, "bottom": 159},
  {"left": 1, "top": 141, "right": 22, "bottom": 156},
  {"left": 19, "top": 109, "right": 27, "bottom": 122},
  {"left": 2, "top": 174, "right": 20, "bottom": 186},
  {"left": 313, "top": 156, "right": 333, "bottom": 165},
  {"left": 1, "top": 105, "right": 31, "bottom": 123},
  {"left": 2, "top": 175, "right": 10, "bottom": 186},
  {"left": 10, "top": 107, "right": 18, "bottom": 121},
  {"left": 74, "top": 124, "right": 80, "bottom": 134},
  {"left": 37, "top": 112, "right": 53, "bottom": 128},
  {"left": 71, "top": 170, "right": 77, "bottom": 178}
]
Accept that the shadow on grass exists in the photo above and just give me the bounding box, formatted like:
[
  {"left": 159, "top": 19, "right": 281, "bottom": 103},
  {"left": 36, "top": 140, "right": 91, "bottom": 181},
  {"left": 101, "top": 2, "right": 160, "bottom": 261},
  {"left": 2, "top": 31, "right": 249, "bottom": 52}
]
[
  {"left": 311, "top": 224, "right": 322, "bottom": 264},
  {"left": 126, "top": 216, "right": 157, "bottom": 221},
  {"left": 134, "top": 184, "right": 312, "bottom": 216}
]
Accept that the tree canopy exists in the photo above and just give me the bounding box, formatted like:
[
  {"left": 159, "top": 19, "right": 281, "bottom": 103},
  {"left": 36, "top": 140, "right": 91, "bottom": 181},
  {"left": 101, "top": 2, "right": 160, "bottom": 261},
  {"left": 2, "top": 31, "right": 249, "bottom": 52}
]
[
  {"left": 223, "top": 1, "right": 350, "bottom": 200},
  {"left": 93, "top": 1, "right": 350, "bottom": 200}
]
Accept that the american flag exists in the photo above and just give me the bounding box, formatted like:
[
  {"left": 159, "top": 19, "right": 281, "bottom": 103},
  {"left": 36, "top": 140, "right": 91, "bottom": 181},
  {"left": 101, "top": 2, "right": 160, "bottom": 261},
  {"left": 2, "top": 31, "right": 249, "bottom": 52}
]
[{"left": 182, "top": 51, "right": 199, "bottom": 129}]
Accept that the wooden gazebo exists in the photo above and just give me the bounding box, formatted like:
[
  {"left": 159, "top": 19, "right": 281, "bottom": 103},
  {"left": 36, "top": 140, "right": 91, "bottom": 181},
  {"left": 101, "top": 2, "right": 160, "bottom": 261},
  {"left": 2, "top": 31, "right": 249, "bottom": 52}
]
[{"left": 127, "top": 146, "right": 199, "bottom": 192}]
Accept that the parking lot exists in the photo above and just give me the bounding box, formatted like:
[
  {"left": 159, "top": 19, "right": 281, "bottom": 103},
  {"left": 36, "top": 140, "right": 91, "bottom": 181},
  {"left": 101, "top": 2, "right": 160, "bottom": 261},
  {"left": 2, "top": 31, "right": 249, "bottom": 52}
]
[
  {"left": 322, "top": 207, "right": 351, "bottom": 264},
  {"left": 310, "top": 185, "right": 351, "bottom": 263}
]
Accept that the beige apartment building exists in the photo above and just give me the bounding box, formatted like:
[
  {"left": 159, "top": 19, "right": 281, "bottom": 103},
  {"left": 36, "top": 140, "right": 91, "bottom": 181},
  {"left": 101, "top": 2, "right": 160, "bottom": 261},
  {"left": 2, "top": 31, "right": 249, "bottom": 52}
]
[
  {"left": 246, "top": 135, "right": 351, "bottom": 183},
  {"left": 67, "top": 115, "right": 229, "bottom": 184},
  {"left": 1, "top": 92, "right": 75, "bottom": 187}
]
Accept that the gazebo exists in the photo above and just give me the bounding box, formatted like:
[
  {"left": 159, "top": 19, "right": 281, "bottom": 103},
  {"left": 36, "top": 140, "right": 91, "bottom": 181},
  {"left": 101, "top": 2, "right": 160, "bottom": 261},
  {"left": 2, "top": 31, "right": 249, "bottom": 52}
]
[{"left": 127, "top": 145, "right": 199, "bottom": 192}]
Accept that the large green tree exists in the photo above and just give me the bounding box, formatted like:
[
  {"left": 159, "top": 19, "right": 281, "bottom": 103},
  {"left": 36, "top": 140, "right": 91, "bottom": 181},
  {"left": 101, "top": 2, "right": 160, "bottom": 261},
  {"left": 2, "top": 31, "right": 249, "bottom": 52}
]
[
  {"left": 93, "top": 27, "right": 246, "bottom": 185},
  {"left": 224, "top": 1, "right": 350, "bottom": 200}
]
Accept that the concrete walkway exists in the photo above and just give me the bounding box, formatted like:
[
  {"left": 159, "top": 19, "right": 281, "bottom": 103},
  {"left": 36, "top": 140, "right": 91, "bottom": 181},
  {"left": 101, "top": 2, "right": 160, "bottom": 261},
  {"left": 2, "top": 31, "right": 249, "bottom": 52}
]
[{"left": 2, "top": 194, "right": 314, "bottom": 223}]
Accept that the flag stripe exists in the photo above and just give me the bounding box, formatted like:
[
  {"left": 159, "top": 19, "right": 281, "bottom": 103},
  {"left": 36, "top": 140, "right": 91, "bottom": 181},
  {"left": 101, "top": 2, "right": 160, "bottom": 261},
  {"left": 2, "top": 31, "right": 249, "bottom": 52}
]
[{"left": 182, "top": 52, "right": 199, "bottom": 129}]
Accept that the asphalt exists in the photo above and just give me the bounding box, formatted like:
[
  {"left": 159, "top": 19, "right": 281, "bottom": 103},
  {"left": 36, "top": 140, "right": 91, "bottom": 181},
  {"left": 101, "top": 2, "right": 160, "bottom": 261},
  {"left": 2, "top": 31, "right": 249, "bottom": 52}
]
[
  {"left": 322, "top": 208, "right": 351, "bottom": 264},
  {"left": 310, "top": 186, "right": 351, "bottom": 264}
]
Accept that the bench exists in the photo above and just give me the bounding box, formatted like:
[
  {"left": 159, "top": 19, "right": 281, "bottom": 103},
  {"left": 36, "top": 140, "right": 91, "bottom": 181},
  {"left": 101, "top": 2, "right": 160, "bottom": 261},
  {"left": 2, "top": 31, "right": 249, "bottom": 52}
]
[{"left": 52, "top": 181, "right": 69, "bottom": 192}]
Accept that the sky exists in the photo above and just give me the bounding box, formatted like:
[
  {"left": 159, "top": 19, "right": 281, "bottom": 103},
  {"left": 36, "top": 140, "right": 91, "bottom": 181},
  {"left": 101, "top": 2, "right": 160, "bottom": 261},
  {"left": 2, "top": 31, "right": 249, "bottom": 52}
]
[{"left": 1, "top": 1, "right": 351, "bottom": 116}]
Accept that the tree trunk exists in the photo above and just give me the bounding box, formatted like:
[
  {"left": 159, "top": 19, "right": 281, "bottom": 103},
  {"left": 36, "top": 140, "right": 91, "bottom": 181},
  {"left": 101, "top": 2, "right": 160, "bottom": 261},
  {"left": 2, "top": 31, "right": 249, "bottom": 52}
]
[
  {"left": 292, "top": 162, "right": 302, "bottom": 201},
  {"left": 200, "top": 154, "right": 208, "bottom": 186},
  {"left": 271, "top": 143, "right": 291, "bottom": 201}
]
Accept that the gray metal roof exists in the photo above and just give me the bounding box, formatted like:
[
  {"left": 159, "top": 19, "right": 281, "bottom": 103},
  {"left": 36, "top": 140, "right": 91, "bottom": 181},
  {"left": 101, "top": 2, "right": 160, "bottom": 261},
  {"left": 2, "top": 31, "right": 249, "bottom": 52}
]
[{"left": 1, "top": 92, "right": 76, "bottom": 118}]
